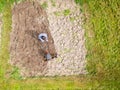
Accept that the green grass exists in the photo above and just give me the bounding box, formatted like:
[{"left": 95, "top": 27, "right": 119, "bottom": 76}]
[
  {"left": 82, "top": 0, "right": 120, "bottom": 78},
  {"left": 50, "top": 0, "right": 56, "bottom": 7},
  {"left": 0, "top": 2, "right": 12, "bottom": 79},
  {"left": 75, "top": 0, "right": 120, "bottom": 88},
  {"left": 70, "top": 17, "right": 76, "bottom": 22},
  {"left": 54, "top": 11, "right": 62, "bottom": 16},
  {"left": 63, "top": 9, "right": 71, "bottom": 16},
  {"left": 41, "top": 1, "right": 48, "bottom": 9},
  {"left": 54, "top": 9, "right": 71, "bottom": 16},
  {"left": 0, "top": 0, "right": 120, "bottom": 89},
  {"left": 75, "top": 0, "right": 90, "bottom": 6},
  {"left": 0, "top": 0, "right": 24, "bottom": 12}
]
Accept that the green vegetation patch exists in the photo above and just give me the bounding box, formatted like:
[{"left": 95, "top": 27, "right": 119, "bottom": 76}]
[
  {"left": 10, "top": 66, "right": 22, "bottom": 80},
  {"left": 54, "top": 9, "right": 71, "bottom": 16},
  {"left": 75, "top": 0, "right": 120, "bottom": 89},
  {"left": 76, "top": 0, "right": 120, "bottom": 88},
  {"left": 75, "top": 0, "right": 90, "bottom": 6},
  {"left": 0, "top": 2, "right": 12, "bottom": 78},
  {"left": 70, "top": 17, "right": 76, "bottom": 22},
  {"left": 63, "top": 9, "right": 71, "bottom": 16},
  {"left": 50, "top": 0, "right": 56, "bottom": 7},
  {"left": 54, "top": 11, "right": 62, "bottom": 16},
  {"left": 41, "top": 1, "right": 48, "bottom": 9},
  {"left": 0, "top": 0, "right": 24, "bottom": 80},
  {"left": 84, "top": 0, "right": 120, "bottom": 79}
]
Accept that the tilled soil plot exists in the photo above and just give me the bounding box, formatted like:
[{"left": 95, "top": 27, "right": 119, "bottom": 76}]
[
  {"left": 10, "top": 0, "right": 87, "bottom": 77},
  {"left": 10, "top": 1, "right": 57, "bottom": 77}
]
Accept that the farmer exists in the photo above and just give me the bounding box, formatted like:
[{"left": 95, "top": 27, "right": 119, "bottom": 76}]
[{"left": 38, "top": 33, "right": 52, "bottom": 60}]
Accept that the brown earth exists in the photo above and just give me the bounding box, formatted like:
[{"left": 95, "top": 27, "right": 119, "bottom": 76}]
[
  {"left": 10, "top": 0, "right": 87, "bottom": 77},
  {"left": 10, "top": 1, "right": 57, "bottom": 77}
]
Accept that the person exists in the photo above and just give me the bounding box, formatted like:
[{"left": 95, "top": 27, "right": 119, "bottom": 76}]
[
  {"left": 38, "top": 33, "right": 52, "bottom": 60},
  {"left": 38, "top": 33, "right": 48, "bottom": 42}
]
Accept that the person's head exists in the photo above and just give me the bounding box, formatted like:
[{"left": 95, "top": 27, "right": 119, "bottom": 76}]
[{"left": 41, "top": 36, "right": 46, "bottom": 40}]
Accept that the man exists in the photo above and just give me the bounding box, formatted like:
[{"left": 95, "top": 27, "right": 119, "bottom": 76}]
[{"left": 38, "top": 33, "right": 52, "bottom": 60}]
